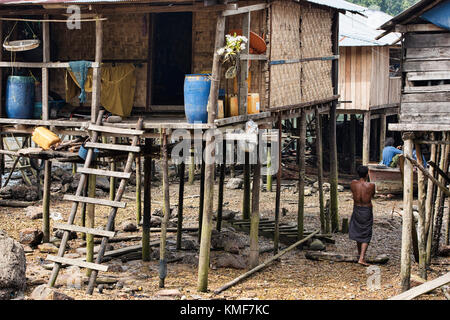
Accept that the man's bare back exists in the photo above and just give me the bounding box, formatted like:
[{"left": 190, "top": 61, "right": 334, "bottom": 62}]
[{"left": 350, "top": 179, "right": 375, "bottom": 207}]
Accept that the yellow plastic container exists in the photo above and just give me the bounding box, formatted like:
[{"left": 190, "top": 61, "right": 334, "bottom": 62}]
[
  {"left": 32, "top": 127, "right": 61, "bottom": 150},
  {"left": 233, "top": 72, "right": 252, "bottom": 94},
  {"left": 247, "top": 93, "right": 260, "bottom": 114},
  {"left": 217, "top": 100, "right": 224, "bottom": 119},
  {"left": 228, "top": 95, "right": 239, "bottom": 117}
]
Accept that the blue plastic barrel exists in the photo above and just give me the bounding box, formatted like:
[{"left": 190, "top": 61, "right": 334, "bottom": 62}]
[
  {"left": 6, "top": 76, "right": 35, "bottom": 119},
  {"left": 184, "top": 74, "right": 211, "bottom": 124}
]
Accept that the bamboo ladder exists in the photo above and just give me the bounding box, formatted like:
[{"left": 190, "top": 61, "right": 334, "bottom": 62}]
[{"left": 47, "top": 110, "right": 144, "bottom": 294}]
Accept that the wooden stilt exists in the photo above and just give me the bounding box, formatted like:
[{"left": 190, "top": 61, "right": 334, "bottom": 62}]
[
  {"left": 86, "top": 171, "right": 96, "bottom": 277},
  {"left": 274, "top": 115, "right": 282, "bottom": 254},
  {"left": 188, "top": 145, "right": 195, "bottom": 185},
  {"left": 379, "top": 112, "right": 387, "bottom": 162},
  {"left": 80, "top": 179, "right": 88, "bottom": 240},
  {"left": 249, "top": 140, "right": 261, "bottom": 268},
  {"left": 425, "top": 133, "right": 437, "bottom": 265},
  {"left": 142, "top": 138, "right": 152, "bottom": 261},
  {"left": 266, "top": 146, "right": 272, "bottom": 192},
  {"left": 136, "top": 154, "right": 142, "bottom": 225},
  {"left": 197, "top": 14, "right": 224, "bottom": 292},
  {"left": 109, "top": 138, "right": 117, "bottom": 201},
  {"left": 362, "top": 111, "right": 371, "bottom": 165},
  {"left": 315, "top": 107, "right": 325, "bottom": 233},
  {"left": 350, "top": 114, "right": 357, "bottom": 174},
  {"left": 297, "top": 110, "right": 306, "bottom": 240},
  {"left": 401, "top": 134, "right": 414, "bottom": 292},
  {"left": 242, "top": 151, "right": 251, "bottom": 220},
  {"left": 159, "top": 131, "right": 170, "bottom": 288},
  {"left": 217, "top": 140, "right": 226, "bottom": 232},
  {"left": 329, "top": 101, "right": 339, "bottom": 232},
  {"left": 414, "top": 142, "right": 427, "bottom": 279},
  {"left": 198, "top": 140, "right": 206, "bottom": 243},
  {"left": 42, "top": 160, "right": 51, "bottom": 243},
  {"left": 176, "top": 161, "right": 185, "bottom": 250}
]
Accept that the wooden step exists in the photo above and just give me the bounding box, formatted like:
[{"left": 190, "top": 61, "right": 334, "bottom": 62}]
[
  {"left": 54, "top": 223, "right": 116, "bottom": 238},
  {"left": 47, "top": 255, "right": 108, "bottom": 272},
  {"left": 84, "top": 142, "right": 140, "bottom": 153},
  {"left": 64, "top": 195, "right": 126, "bottom": 208},
  {"left": 88, "top": 124, "right": 144, "bottom": 136},
  {"left": 77, "top": 167, "right": 131, "bottom": 179}
]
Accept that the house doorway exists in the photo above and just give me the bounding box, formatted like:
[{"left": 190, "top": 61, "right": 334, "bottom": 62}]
[{"left": 151, "top": 12, "right": 192, "bottom": 108}]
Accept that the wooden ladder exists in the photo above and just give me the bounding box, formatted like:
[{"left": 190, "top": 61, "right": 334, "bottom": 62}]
[{"left": 47, "top": 110, "right": 144, "bottom": 294}]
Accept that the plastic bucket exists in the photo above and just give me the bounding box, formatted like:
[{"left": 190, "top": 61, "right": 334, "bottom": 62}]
[
  {"left": 184, "top": 74, "right": 211, "bottom": 124},
  {"left": 6, "top": 76, "right": 35, "bottom": 119}
]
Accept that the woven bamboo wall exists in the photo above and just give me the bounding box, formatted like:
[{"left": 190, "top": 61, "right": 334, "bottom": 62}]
[
  {"left": 269, "top": 1, "right": 334, "bottom": 107},
  {"left": 50, "top": 14, "right": 149, "bottom": 108}
]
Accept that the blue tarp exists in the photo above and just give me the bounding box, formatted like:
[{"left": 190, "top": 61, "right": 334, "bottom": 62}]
[{"left": 421, "top": 0, "right": 450, "bottom": 31}]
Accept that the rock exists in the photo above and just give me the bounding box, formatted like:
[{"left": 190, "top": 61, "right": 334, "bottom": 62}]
[
  {"left": 213, "top": 253, "right": 247, "bottom": 269},
  {"left": 25, "top": 206, "right": 43, "bottom": 220},
  {"left": 153, "top": 208, "right": 163, "bottom": 217},
  {"left": 22, "top": 245, "right": 34, "bottom": 254},
  {"left": 19, "top": 228, "right": 43, "bottom": 246},
  {"left": 98, "top": 284, "right": 104, "bottom": 294},
  {"left": 309, "top": 239, "right": 326, "bottom": 251},
  {"left": 439, "top": 245, "right": 450, "bottom": 257},
  {"left": 180, "top": 239, "right": 198, "bottom": 251},
  {"left": 96, "top": 177, "right": 110, "bottom": 191},
  {"left": 168, "top": 218, "right": 178, "bottom": 228},
  {"left": 338, "top": 185, "right": 345, "bottom": 192},
  {"left": 54, "top": 229, "right": 77, "bottom": 240},
  {"left": 226, "top": 178, "right": 244, "bottom": 190},
  {"left": 156, "top": 289, "right": 182, "bottom": 298},
  {"left": 410, "top": 274, "right": 426, "bottom": 288},
  {"left": 121, "top": 221, "right": 137, "bottom": 232},
  {"left": 313, "top": 181, "right": 330, "bottom": 191},
  {"left": 150, "top": 216, "right": 162, "bottom": 227},
  {"left": 37, "top": 243, "right": 59, "bottom": 254},
  {"left": 0, "top": 185, "right": 39, "bottom": 201},
  {"left": 211, "top": 229, "right": 246, "bottom": 253},
  {"left": 304, "top": 187, "right": 314, "bottom": 196},
  {"left": 30, "top": 285, "right": 74, "bottom": 300},
  {"left": 106, "top": 116, "right": 123, "bottom": 123},
  {"left": 0, "top": 230, "right": 26, "bottom": 300}
]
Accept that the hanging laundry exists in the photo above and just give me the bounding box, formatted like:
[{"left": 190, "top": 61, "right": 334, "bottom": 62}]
[
  {"left": 68, "top": 60, "right": 92, "bottom": 103},
  {"left": 65, "top": 63, "right": 136, "bottom": 117}
]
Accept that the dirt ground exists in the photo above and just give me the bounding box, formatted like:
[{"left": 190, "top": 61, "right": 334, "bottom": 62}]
[{"left": 0, "top": 166, "right": 448, "bottom": 300}]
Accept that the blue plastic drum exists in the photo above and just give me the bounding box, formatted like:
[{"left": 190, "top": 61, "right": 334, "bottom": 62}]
[
  {"left": 184, "top": 74, "right": 211, "bottom": 124},
  {"left": 6, "top": 76, "right": 35, "bottom": 119}
]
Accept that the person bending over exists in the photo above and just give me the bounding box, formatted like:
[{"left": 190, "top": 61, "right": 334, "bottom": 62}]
[{"left": 349, "top": 165, "right": 375, "bottom": 266}]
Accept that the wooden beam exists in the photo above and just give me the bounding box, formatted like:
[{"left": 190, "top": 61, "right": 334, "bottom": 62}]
[
  {"left": 222, "top": 3, "right": 269, "bottom": 16},
  {"left": 238, "top": 12, "right": 250, "bottom": 116},
  {"left": 395, "top": 24, "right": 447, "bottom": 33},
  {"left": 362, "top": 111, "right": 371, "bottom": 165},
  {"left": 91, "top": 16, "right": 103, "bottom": 123},
  {"left": 315, "top": 107, "right": 325, "bottom": 233},
  {"left": 0, "top": 61, "right": 99, "bottom": 68},
  {"left": 389, "top": 272, "right": 450, "bottom": 300}
]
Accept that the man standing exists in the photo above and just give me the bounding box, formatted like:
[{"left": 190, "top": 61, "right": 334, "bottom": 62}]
[{"left": 349, "top": 165, "right": 375, "bottom": 266}]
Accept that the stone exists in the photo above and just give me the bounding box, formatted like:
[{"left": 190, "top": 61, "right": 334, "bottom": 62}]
[
  {"left": 439, "top": 245, "right": 450, "bottom": 257},
  {"left": 25, "top": 206, "right": 43, "bottom": 220},
  {"left": 213, "top": 253, "right": 247, "bottom": 269},
  {"left": 211, "top": 229, "right": 246, "bottom": 253},
  {"left": 338, "top": 185, "right": 345, "bottom": 192},
  {"left": 121, "top": 221, "right": 137, "bottom": 232},
  {"left": 313, "top": 181, "right": 330, "bottom": 191},
  {"left": 22, "top": 245, "right": 34, "bottom": 254},
  {"left": 19, "top": 228, "right": 43, "bottom": 246},
  {"left": 410, "top": 274, "right": 426, "bottom": 288},
  {"left": 156, "top": 289, "right": 182, "bottom": 297},
  {"left": 226, "top": 178, "right": 244, "bottom": 190},
  {"left": 304, "top": 187, "right": 314, "bottom": 196},
  {"left": 309, "top": 239, "right": 326, "bottom": 251},
  {"left": 37, "top": 243, "right": 59, "bottom": 254},
  {"left": 168, "top": 218, "right": 178, "bottom": 228},
  {"left": 180, "top": 239, "right": 198, "bottom": 251},
  {"left": 54, "top": 229, "right": 77, "bottom": 240},
  {"left": 30, "top": 285, "right": 74, "bottom": 300},
  {"left": 153, "top": 208, "right": 163, "bottom": 217},
  {"left": 150, "top": 216, "right": 162, "bottom": 227},
  {"left": 0, "top": 230, "right": 26, "bottom": 300}
]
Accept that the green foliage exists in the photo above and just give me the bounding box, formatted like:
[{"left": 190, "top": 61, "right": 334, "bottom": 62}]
[{"left": 345, "top": 0, "right": 421, "bottom": 16}]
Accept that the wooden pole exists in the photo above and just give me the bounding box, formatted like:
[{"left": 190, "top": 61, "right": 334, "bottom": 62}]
[
  {"left": 214, "top": 230, "right": 320, "bottom": 294},
  {"left": 274, "top": 114, "right": 282, "bottom": 254},
  {"left": 198, "top": 140, "right": 206, "bottom": 242},
  {"left": 159, "top": 130, "right": 170, "bottom": 288},
  {"left": 91, "top": 16, "right": 102, "bottom": 122},
  {"left": 110, "top": 137, "right": 117, "bottom": 201},
  {"left": 136, "top": 154, "right": 142, "bottom": 225},
  {"left": 266, "top": 146, "right": 272, "bottom": 192},
  {"left": 401, "top": 134, "right": 414, "bottom": 292},
  {"left": 217, "top": 140, "right": 226, "bottom": 231},
  {"left": 188, "top": 145, "right": 195, "bottom": 185},
  {"left": 425, "top": 133, "right": 437, "bottom": 265},
  {"left": 379, "top": 112, "right": 387, "bottom": 162},
  {"left": 197, "top": 14, "right": 224, "bottom": 292},
  {"left": 249, "top": 140, "right": 261, "bottom": 268},
  {"left": 176, "top": 161, "right": 185, "bottom": 250},
  {"left": 242, "top": 151, "right": 251, "bottom": 219},
  {"left": 86, "top": 171, "right": 96, "bottom": 277},
  {"left": 329, "top": 102, "right": 339, "bottom": 232},
  {"left": 350, "top": 114, "right": 357, "bottom": 174},
  {"left": 315, "top": 107, "right": 325, "bottom": 233},
  {"left": 41, "top": 15, "right": 51, "bottom": 243},
  {"left": 0, "top": 21, "right": 3, "bottom": 187},
  {"left": 238, "top": 12, "right": 250, "bottom": 116},
  {"left": 415, "top": 143, "right": 428, "bottom": 279},
  {"left": 362, "top": 111, "right": 371, "bottom": 165},
  {"left": 297, "top": 110, "right": 306, "bottom": 240},
  {"left": 142, "top": 138, "right": 152, "bottom": 261}
]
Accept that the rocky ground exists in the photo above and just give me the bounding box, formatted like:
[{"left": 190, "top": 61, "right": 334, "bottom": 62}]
[{"left": 0, "top": 162, "right": 448, "bottom": 300}]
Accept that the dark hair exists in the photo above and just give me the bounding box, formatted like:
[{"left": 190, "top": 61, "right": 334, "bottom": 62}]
[
  {"left": 385, "top": 137, "right": 395, "bottom": 147},
  {"left": 357, "top": 165, "right": 369, "bottom": 179}
]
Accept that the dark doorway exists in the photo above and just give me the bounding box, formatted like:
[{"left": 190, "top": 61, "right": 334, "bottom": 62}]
[{"left": 151, "top": 12, "right": 192, "bottom": 106}]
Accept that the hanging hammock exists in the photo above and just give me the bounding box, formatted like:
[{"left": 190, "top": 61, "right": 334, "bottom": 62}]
[{"left": 3, "top": 21, "right": 40, "bottom": 52}]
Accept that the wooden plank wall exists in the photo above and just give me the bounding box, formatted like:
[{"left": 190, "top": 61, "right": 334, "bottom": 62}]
[
  {"left": 338, "top": 46, "right": 372, "bottom": 110},
  {"left": 400, "top": 31, "right": 450, "bottom": 124},
  {"left": 369, "top": 46, "right": 390, "bottom": 108}
]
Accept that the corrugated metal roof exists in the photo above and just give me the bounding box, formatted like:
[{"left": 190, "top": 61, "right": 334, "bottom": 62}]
[
  {"left": 305, "top": 0, "right": 365, "bottom": 14},
  {"left": 339, "top": 2, "right": 400, "bottom": 46}
]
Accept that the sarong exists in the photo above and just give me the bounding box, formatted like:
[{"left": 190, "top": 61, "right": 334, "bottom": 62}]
[{"left": 349, "top": 206, "right": 373, "bottom": 243}]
